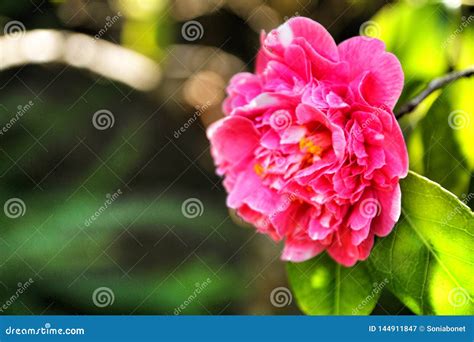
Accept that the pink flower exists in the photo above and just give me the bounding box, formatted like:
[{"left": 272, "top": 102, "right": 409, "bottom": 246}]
[{"left": 207, "top": 17, "right": 408, "bottom": 266}]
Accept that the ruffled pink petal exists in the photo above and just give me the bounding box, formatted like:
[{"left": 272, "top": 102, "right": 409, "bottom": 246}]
[
  {"left": 270, "top": 201, "right": 307, "bottom": 238},
  {"left": 382, "top": 114, "right": 409, "bottom": 178},
  {"left": 351, "top": 223, "right": 371, "bottom": 246},
  {"left": 209, "top": 17, "right": 407, "bottom": 268},
  {"left": 256, "top": 31, "right": 271, "bottom": 74},
  {"left": 357, "top": 233, "right": 375, "bottom": 260},
  {"left": 372, "top": 184, "right": 402, "bottom": 237},
  {"left": 282, "top": 17, "right": 339, "bottom": 61},
  {"left": 261, "top": 61, "right": 303, "bottom": 93},
  {"left": 237, "top": 204, "right": 280, "bottom": 241},
  {"left": 206, "top": 116, "right": 260, "bottom": 167},
  {"left": 261, "top": 17, "right": 341, "bottom": 81},
  {"left": 284, "top": 44, "right": 311, "bottom": 80},
  {"left": 223, "top": 73, "right": 262, "bottom": 115},
  {"left": 308, "top": 214, "right": 334, "bottom": 240},
  {"left": 338, "top": 37, "right": 403, "bottom": 109},
  {"left": 280, "top": 126, "right": 307, "bottom": 144},
  {"left": 327, "top": 230, "right": 359, "bottom": 267},
  {"left": 281, "top": 238, "right": 325, "bottom": 262},
  {"left": 233, "top": 93, "right": 298, "bottom": 117},
  {"left": 296, "top": 104, "right": 346, "bottom": 158}
]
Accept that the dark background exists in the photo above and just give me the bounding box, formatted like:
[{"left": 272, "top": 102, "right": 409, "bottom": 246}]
[{"left": 0, "top": 0, "right": 473, "bottom": 314}]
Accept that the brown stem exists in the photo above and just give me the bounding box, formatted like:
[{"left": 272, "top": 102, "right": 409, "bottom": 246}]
[{"left": 396, "top": 66, "right": 474, "bottom": 119}]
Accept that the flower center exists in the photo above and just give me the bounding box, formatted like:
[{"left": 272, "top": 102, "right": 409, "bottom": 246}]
[
  {"left": 299, "top": 137, "right": 324, "bottom": 168},
  {"left": 299, "top": 137, "right": 323, "bottom": 156},
  {"left": 254, "top": 163, "right": 266, "bottom": 176}
]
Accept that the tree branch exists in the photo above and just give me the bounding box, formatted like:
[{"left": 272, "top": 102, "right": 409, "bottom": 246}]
[{"left": 396, "top": 66, "right": 474, "bottom": 119}]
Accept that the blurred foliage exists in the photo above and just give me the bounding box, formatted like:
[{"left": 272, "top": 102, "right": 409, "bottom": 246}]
[
  {"left": 0, "top": 63, "right": 254, "bottom": 314},
  {"left": 0, "top": 0, "right": 473, "bottom": 315},
  {"left": 373, "top": 0, "right": 473, "bottom": 197}
]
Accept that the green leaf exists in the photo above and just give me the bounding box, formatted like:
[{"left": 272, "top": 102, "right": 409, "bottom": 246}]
[
  {"left": 374, "top": 2, "right": 451, "bottom": 80},
  {"left": 368, "top": 171, "right": 474, "bottom": 315},
  {"left": 287, "top": 253, "right": 384, "bottom": 315},
  {"left": 418, "top": 90, "right": 470, "bottom": 197},
  {"left": 451, "top": 29, "right": 474, "bottom": 171}
]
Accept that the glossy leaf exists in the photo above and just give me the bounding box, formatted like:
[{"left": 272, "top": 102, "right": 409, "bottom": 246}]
[
  {"left": 287, "top": 253, "right": 384, "bottom": 315},
  {"left": 451, "top": 28, "right": 474, "bottom": 171},
  {"left": 368, "top": 171, "right": 474, "bottom": 315},
  {"left": 418, "top": 90, "right": 470, "bottom": 197}
]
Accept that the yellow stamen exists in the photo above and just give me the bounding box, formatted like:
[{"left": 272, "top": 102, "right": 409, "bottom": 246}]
[
  {"left": 254, "top": 163, "right": 265, "bottom": 176},
  {"left": 299, "top": 137, "right": 323, "bottom": 156}
]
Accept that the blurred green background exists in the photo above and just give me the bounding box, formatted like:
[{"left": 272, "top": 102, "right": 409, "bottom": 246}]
[{"left": 0, "top": 0, "right": 473, "bottom": 315}]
